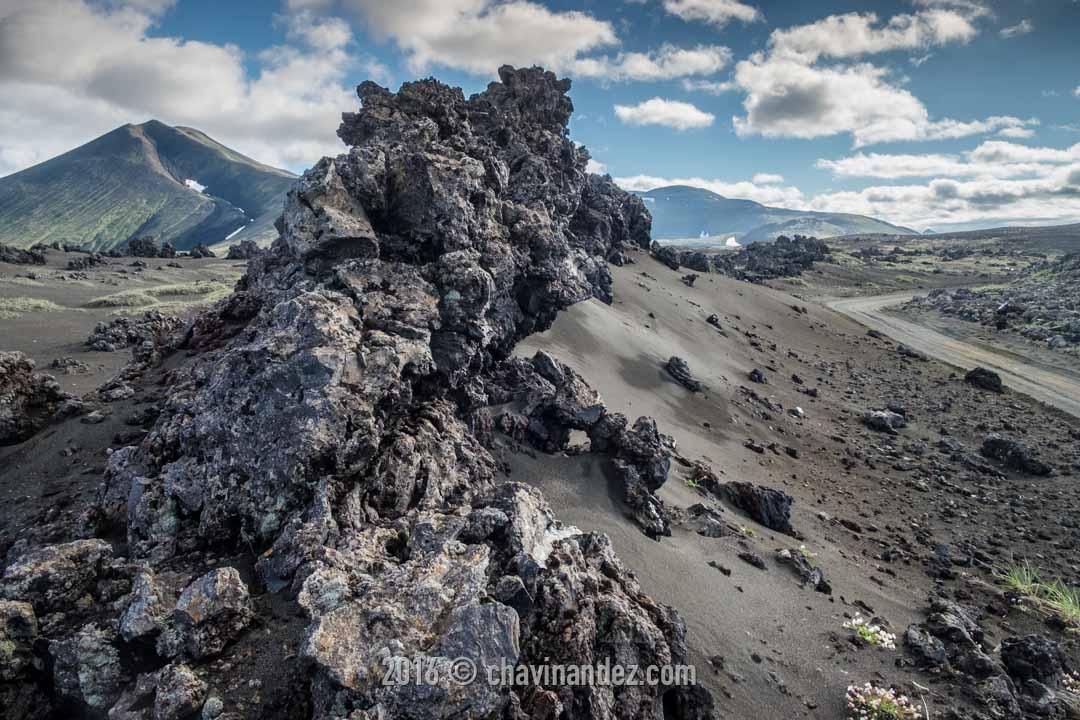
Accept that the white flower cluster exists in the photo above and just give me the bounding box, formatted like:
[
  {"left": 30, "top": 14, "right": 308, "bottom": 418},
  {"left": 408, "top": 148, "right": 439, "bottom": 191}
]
[
  {"left": 843, "top": 615, "right": 897, "bottom": 649},
  {"left": 846, "top": 683, "right": 920, "bottom": 720},
  {"left": 1065, "top": 671, "right": 1079, "bottom": 692}
]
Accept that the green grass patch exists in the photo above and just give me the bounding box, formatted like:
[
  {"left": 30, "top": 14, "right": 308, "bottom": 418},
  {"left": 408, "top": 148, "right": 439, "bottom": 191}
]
[
  {"left": 87, "top": 281, "right": 232, "bottom": 309},
  {"left": 0, "top": 276, "right": 43, "bottom": 287},
  {"left": 0, "top": 297, "right": 65, "bottom": 319},
  {"left": 994, "top": 561, "right": 1080, "bottom": 626}
]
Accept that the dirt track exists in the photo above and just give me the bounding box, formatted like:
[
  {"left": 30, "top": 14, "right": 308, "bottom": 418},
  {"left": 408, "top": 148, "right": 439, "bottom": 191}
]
[{"left": 826, "top": 291, "right": 1080, "bottom": 419}]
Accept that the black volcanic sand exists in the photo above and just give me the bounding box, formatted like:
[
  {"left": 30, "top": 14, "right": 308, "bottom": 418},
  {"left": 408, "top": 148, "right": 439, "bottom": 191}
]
[
  {"left": 505, "top": 251, "right": 1080, "bottom": 718},
  {"left": 0, "top": 251, "right": 243, "bottom": 393},
  {"left": 4, "top": 247, "right": 1080, "bottom": 718}
]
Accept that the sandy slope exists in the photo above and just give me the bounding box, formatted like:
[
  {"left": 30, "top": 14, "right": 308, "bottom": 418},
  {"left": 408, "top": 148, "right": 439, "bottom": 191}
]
[
  {"left": 827, "top": 292, "right": 1080, "bottom": 419},
  {"left": 514, "top": 254, "right": 936, "bottom": 717},
  {"left": 508, "top": 249, "right": 1080, "bottom": 718}
]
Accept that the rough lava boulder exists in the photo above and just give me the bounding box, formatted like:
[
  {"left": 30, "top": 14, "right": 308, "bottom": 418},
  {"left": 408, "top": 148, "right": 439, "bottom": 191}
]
[
  {"left": 73, "top": 66, "right": 710, "bottom": 720},
  {"left": 0, "top": 351, "right": 79, "bottom": 445}
]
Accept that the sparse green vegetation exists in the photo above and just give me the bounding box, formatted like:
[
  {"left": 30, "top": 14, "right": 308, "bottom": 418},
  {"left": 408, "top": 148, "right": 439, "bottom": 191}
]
[
  {"left": 994, "top": 561, "right": 1080, "bottom": 626},
  {"left": 996, "top": 559, "right": 1043, "bottom": 595},
  {"left": 0, "top": 275, "right": 44, "bottom": 287},
  {"left": 87, "top": 280, "right": 232, "bottom": 309},
  {"left": 0, "top": 296, "right": 65, "bottom": 319},
  {"left": 843, "top": 615, "right": 897, "bottom": 649}
]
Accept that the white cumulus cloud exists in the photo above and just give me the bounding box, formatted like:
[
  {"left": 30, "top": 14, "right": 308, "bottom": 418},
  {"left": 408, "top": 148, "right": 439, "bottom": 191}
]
[
  {"left": 614, "top": 98, "right": 715, "bottom": 130},
  {"left": 336, "top": 0, "right": 616, "bottom": 75},
  {"left": 997, "top": 126, "right": 1035, "bottom": 139},
  {"left": 767, "top": 10, "right": 978, "bottom": 63},
  {"left": 817, "top": 141, "right": 1080, "bottom": 180},
  {"left": 0, "top": 0, "right": 382, "bottom": 176},
  {"left": 809, "top": 166, "right": 1080, "bottom": 229},
  {"left": 812, "top": 139, "right": 1080, "bottom": 228},
  {"left": 614, "top": 174, "right": 806, "bottom": 207},
  {"left": 660, "top": 0, "right": 761, "bottom": 27},
  {"left": 573, "top": 44, "right": 732, "bottom": 82},
  {"left": 730, "top": 6, "right": 1035, "bottom": 147}
]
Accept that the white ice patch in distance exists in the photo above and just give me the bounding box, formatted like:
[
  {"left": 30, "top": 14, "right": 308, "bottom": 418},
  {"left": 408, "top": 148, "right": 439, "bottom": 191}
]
[
  {"left": 224, "top": 226, "right": 245, "bottom": 241},
  {"left": 725, "top": 236, "right": 741, "bottom": 247},
  {"left": 185, "top": 179, "right": 206, "bottom": 193}
]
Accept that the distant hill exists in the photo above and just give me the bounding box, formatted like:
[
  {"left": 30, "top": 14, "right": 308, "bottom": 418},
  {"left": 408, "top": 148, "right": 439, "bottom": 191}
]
[
  {"left": 635, "top": 185, "right": 917, "bottom": 243},
  {"left": 0, "top": 120, "right": 297, "bottom": 252},
  {"left": 832, "top": 223, "right": 1080, "bottom": 255}
]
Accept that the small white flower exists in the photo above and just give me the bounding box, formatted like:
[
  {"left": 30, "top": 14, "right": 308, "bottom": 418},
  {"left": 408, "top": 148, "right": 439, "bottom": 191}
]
[
  {"left": 843, "top": 615, "right": 897, "bottom": 650},
  {"left": 845, "top": 683, "right": 920, "bottom": 719}
]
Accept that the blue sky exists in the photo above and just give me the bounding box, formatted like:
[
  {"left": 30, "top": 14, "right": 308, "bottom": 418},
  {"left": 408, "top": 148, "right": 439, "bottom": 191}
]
[{"left": 1, "top": 0, "right": 1079, "bottom": 231}]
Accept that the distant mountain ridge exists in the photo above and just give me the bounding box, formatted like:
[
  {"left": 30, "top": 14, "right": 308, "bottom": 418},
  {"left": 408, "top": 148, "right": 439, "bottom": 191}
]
[
  {"left": 636, "top": 185, "right": 917, "bottom": 244},
  {"left": 0, "top": 120, "right": 297, "bottom": 251}
]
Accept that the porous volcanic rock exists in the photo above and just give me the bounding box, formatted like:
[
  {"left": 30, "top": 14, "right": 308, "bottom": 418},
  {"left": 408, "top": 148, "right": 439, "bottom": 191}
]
[
  {"left": 482, "top": 351, "right": 677, "bottom": 538},
  {"left": 862, "top": 409, "right": 908, "bottom": 435},
  {"left": 0, "top": 351, "right": 78, "bottom": 444},
  {"left": 0, "top": 600, "right": 37, "bottom": 681},
  {"left": 711, "top": 235, "right": 830, "bottom": 282},
  {"left": 900, "top": 254, "right": 1080, "bottom": 357},
  {"left": 84, "top": 66, "right": 707, "bottom": 720},
  {"left": 0, "top": 243, "right": 47, "bottom": 265},
  {"left": 0, "top": 539, "right": 114, "bottom": 613},
  {"left": 170, "top": 568, "right": 253, "bottom": 660},
  {"left": 86, "top": 311, "right": 184, "bottom": 355},
  {"left": 980, "top": 434, "right": 1052, "bottom": 476},
  {"left": 226, "top": 239, "right": 263, "bottom": 260}
]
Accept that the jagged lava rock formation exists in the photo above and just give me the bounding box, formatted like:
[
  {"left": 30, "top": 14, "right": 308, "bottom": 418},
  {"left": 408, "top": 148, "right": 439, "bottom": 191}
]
[{"left": 2, "top": 67, "right": 716, "bottom": 719}]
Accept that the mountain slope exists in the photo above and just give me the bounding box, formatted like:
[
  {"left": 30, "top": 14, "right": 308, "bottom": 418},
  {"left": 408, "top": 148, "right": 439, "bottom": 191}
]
[
  {"left": 0, "top": 120, "right": 297, "bottom": 251},
  {"left": 637, "top": 185, "right": 916, "bottom": 243}
]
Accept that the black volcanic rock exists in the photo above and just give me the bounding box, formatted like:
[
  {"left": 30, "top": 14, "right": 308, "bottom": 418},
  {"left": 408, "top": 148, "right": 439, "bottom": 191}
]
[
  {"left": 980, "top": 434, "right": 1051, "bottom": 475},
  {"left": 127, "top": 236, "right": 160, "bottom": 257},
  {"left": 965, "top": 366, "right": 1004, "bottom": 393},
  {"left": 225, "top": 239, "right": 263, "bottom": 260},
  {"left": 1000, "top": 635, "right": 1064, "bottom": 683},
  {"left": 712, "top": 235, "right": 831, "bottom": 282},
  {"left": 0, "top": 351, "right": 78, "bottom": 445},
  {"left": 721, "top": 481, "right": 795, "bottom": 535},
  {"left": 652, "top": 242, "right": 682, "bottom": 271},
  {"left": 900, "top": 254, "right": 1080, "bottom": 356},
  {"left": 0, "top": 243, "right": 47, "bottom": 265},
  {"left": 666, "top": 356, "right": 703, "bottom": 392},
  {"left": 78, "top": 66, "right": 704, "bottom": 720}
]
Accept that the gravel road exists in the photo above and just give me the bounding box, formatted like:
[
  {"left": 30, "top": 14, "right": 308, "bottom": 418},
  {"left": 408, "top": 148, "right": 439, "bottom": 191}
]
[{"left": 827, "top": 291, "right": 1080, "bottom": 419}]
